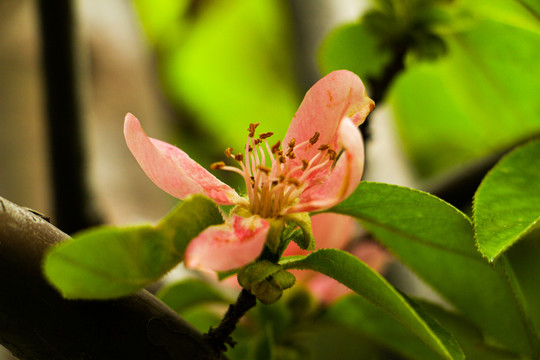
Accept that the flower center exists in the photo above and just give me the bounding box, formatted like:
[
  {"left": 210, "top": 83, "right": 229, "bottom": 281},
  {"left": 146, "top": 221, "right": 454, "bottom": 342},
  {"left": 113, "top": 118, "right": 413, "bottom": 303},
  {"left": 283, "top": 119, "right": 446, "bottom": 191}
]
[{"left": 211, "top": 123, "right": 337, "bottom": 218}]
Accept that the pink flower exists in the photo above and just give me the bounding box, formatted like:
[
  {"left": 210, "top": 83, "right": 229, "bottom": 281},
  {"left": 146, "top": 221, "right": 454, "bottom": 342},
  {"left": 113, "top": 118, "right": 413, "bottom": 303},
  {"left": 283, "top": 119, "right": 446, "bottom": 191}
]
[
  {"left": 124, "top": 70, "right": 374, "bottom": 271},
  {"left": 285, "top": 213, "right": 391, "bottom": 303}
]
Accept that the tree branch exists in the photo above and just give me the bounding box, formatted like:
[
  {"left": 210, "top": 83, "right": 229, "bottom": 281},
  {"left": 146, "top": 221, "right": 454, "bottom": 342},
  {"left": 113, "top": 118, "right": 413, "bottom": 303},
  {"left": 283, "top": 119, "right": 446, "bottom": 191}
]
[
  {"left": 205, "top": 289, "right": 257, "bottom": 353},
  {"left": 36, "top": 0, "right": 101, "bottom": 233},
  {"left": 0, "top": 196, "right": 222, "bottom": 360}
]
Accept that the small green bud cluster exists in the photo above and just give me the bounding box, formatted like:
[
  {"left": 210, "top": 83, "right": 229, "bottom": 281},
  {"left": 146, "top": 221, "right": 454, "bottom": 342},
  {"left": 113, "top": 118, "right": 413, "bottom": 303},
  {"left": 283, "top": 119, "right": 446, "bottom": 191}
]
[{"left": 238, "top": 260, "right": 296, "bottom": 305}]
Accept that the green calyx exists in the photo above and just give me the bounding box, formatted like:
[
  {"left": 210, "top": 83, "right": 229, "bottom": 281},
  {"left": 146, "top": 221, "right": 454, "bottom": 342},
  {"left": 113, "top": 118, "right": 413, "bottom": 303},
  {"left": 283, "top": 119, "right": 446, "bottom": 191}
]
[
  {"left": 238, "top": 260, "right": 296, "bottom": 305},
  {"left": 283, "top": 212, "right": 315, "bottom": 251}
]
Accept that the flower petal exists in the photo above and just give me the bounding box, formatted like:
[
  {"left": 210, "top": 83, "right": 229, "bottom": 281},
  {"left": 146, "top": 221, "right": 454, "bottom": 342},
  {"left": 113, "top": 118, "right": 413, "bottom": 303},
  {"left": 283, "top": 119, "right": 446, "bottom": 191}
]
[
  {"left": 184, "top": 215, "right": 269, "bottom": 271},
  {"left": 283, "top": 213, "right": 355, "bottom": 257},
  {"left": 350, "top": 241, "right": 392, "bottom": 274},
  {"left": 283, "top": 70, "right": 374, "bottom": 162},
  {"left": 124, "top": 113, "right": 242, "bottom": 205},
  {"left": 286, "top": 117, "right": 364, "bottom": 213},
  {"left": 305, "top": 273, "right": 351, "bottom": 304}
]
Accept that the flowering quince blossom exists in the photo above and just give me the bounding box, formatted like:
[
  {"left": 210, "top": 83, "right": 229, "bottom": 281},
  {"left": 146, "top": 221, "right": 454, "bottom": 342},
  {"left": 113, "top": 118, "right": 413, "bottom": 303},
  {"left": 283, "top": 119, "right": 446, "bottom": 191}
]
[{"left": 124, "top": 70, "right": 374, "bottom": 272}]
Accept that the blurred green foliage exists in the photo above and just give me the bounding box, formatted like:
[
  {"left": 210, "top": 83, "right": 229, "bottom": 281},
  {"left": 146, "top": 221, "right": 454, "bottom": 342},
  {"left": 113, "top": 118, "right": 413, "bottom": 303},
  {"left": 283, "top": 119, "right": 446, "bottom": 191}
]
[
  {"left": 133, "top": 0, "right": 300, "bottom": 157},
  {"left": 320, "top": 0, "right": 540, "bottom": 178}
]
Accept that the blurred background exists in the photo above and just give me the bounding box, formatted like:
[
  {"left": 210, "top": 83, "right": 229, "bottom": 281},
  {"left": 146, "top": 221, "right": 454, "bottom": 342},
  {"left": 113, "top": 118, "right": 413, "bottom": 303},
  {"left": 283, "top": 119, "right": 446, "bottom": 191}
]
[{"left": 1, "top": 0, "right": 539, "bottom": 358}]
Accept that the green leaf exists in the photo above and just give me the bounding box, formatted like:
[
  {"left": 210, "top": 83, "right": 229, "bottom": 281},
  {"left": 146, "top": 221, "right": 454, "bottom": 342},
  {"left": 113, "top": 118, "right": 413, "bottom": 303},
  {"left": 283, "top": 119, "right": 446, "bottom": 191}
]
[
  {"left": 44, "top": 225, "right": 179, "bottom": 299},
  {"left": 418, "top": 300, "right": 524, "bottom": 360},
  {"left": 284, "top": 249, "right": 464, "bottom": 360},
  {"left": 474, "top": 139, "right": 540, "bottom": 260},
  {"left": 158, "top": 0, "right": 299, "bottom": 146},
  {"left": 326, "top": 296, "right": 447, "bottom": 360},
  {"left": 44, "top": 195, "right": 223, "bottom": 299},
  {"left": 157, "top": 278, "right": 231, "bottom": 313},
  {"left": 158, "top": 195, "right": 224, "bottom": 254},
  {"left": 506, "top": 229, "right": 540, "bottom": 335},
  {"left": 463, "top": 0, "right": 540, "bottom": 35},
  {"left": 318, "top": 22, "right": 392, "bottom": 81},
  {"left": 390, "top": 18, "right": 540, "bottom": 177},
  {"left": 330, "top": 182, "right": 537, "bottom": 355},
  {"left": 295, "top": 321, "right": 389, "bottom": 360}
]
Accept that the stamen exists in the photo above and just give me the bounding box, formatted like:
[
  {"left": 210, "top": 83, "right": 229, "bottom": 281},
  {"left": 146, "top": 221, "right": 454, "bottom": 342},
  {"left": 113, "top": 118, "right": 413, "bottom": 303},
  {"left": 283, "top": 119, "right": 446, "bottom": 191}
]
[
  {"left": 309, "top": 132, "right": 320, "bottom": 145},
  {"left": 257, "top": 165, "right": 271, "bottom": 174},
  {"left": 299, "top": 158, "right": 331, "bottom": 184},
  {"left": 288, "top": 138, "right": 296, "bottom": 149},
  {"left": 259, "top": 132, "right": 273, "bottom": 140},
  {"left": 264, "top": 140, "right": 277, "bottom": 165},
  {"left": 327, "top": 149, "right": 337, "bottom": 161},
  {"left": 318, "top": 144, "right": 330, "bottom": 151},
  {"left": 211, "top": 122, "right": 336, "bottom": 217},
  {"left": 210, "top": 161, "right": 226, "bottom": 170},
  {"left": 288, "top": 178, "right": 301, "bottom": 187},
  {"left": 248, "top": 123, "right": 260, "bottom": 138}
]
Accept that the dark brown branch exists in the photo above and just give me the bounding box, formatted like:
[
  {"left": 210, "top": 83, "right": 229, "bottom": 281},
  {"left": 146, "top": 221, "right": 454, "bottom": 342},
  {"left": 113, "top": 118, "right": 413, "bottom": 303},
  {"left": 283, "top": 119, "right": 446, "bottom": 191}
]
[
  {"left": 205, "top": 289, "right": 257, "bottom": 353},
  {"left": 36, "top": 0, "right": 101, "bottom": 233},
  {"left": 361, "top": 44, "right": 407, "bottom": 142},
  {"left": 0, "top": 196, "right": 221, "bottom": 360}
]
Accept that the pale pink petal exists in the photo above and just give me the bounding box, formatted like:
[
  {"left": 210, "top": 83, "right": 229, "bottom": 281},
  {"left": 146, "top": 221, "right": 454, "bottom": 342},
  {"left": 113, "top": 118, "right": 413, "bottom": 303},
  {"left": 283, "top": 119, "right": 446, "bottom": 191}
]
[
  {"left": 312, "top": 213, "right": 356, "bottom": 249},
  {"left": 306, "top": 273, "right": 351, "bottom": 304},
  {"left": 350, "top": 241, "right": 392, "bottom": 274},
  {"left": 184, "top": 215, "right": 269, "bottom": 271},
  {"left": 285, "top": 117, "right": 364, "bottom": 213},
  {"left": 283, "top": 70, "right": 374, "bottom": 162},
  {"left": 124, "top": 113, "right": 242, "bottom": 205},
  {"left": 283, "top": 213, "right": 355, "bottom": 257}
]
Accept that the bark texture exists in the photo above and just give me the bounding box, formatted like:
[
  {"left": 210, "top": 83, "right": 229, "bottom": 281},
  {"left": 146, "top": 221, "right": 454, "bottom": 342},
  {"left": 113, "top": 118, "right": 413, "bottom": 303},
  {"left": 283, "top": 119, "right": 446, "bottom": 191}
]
[{"left": 0, "top": 196, "right": 220, "bottom": 360}]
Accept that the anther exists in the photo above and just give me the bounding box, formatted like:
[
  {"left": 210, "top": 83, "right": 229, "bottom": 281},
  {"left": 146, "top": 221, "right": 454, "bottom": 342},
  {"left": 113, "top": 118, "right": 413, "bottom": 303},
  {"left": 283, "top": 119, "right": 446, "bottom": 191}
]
[
  {"left": 257, "top": 165, "right": 271, "bottom": 174},
  {"left": 235, "top": 153, "right": 244, "bottom": 162},
  {"left": 288, "top": 138, "right": 296, "bottom": 149},
  {"left": 259, "top": 132, "right": 273, "bottom": 140},
  {"left": 210, "top": 161, "right": 226, "bottom": 170},
  {"left": 279, "top": 156, "right": 286, "bottom": 163},
  {"left": 302, "top": 159, "right": 309, "bottom": 171},
  {"left": 327, "top": 149, "right": 337, "bottom": 160},
  {"left": 248, "top": 123, "right": 260, "bottom": 138},
  {"left": 225, "top": 147, "right": 234, "bottom": 158},
  {"left": 248, "top": 146, "right": 253, "bottom": 152},
  {"left": 309, "top": 132, "right": 320, "bottom": 145},
  {"left": 278, "top": 174, "right": 286, "bottom": 182},
  {"left": 254, "top": 138, "right": 262, "bottom": 146},
  {"left": 318, "top": 144, "right": 330, "bottom": 151},
  {"left": 271, "top": 140, "right": 281, "bottom": 154}
]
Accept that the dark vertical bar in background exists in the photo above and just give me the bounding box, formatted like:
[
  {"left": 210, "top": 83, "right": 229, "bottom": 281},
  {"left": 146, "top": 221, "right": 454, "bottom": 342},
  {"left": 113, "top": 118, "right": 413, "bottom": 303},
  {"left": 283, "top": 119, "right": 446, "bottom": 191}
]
[{"left": 36, "top": 0, "right": 100, "bottom": 233}]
